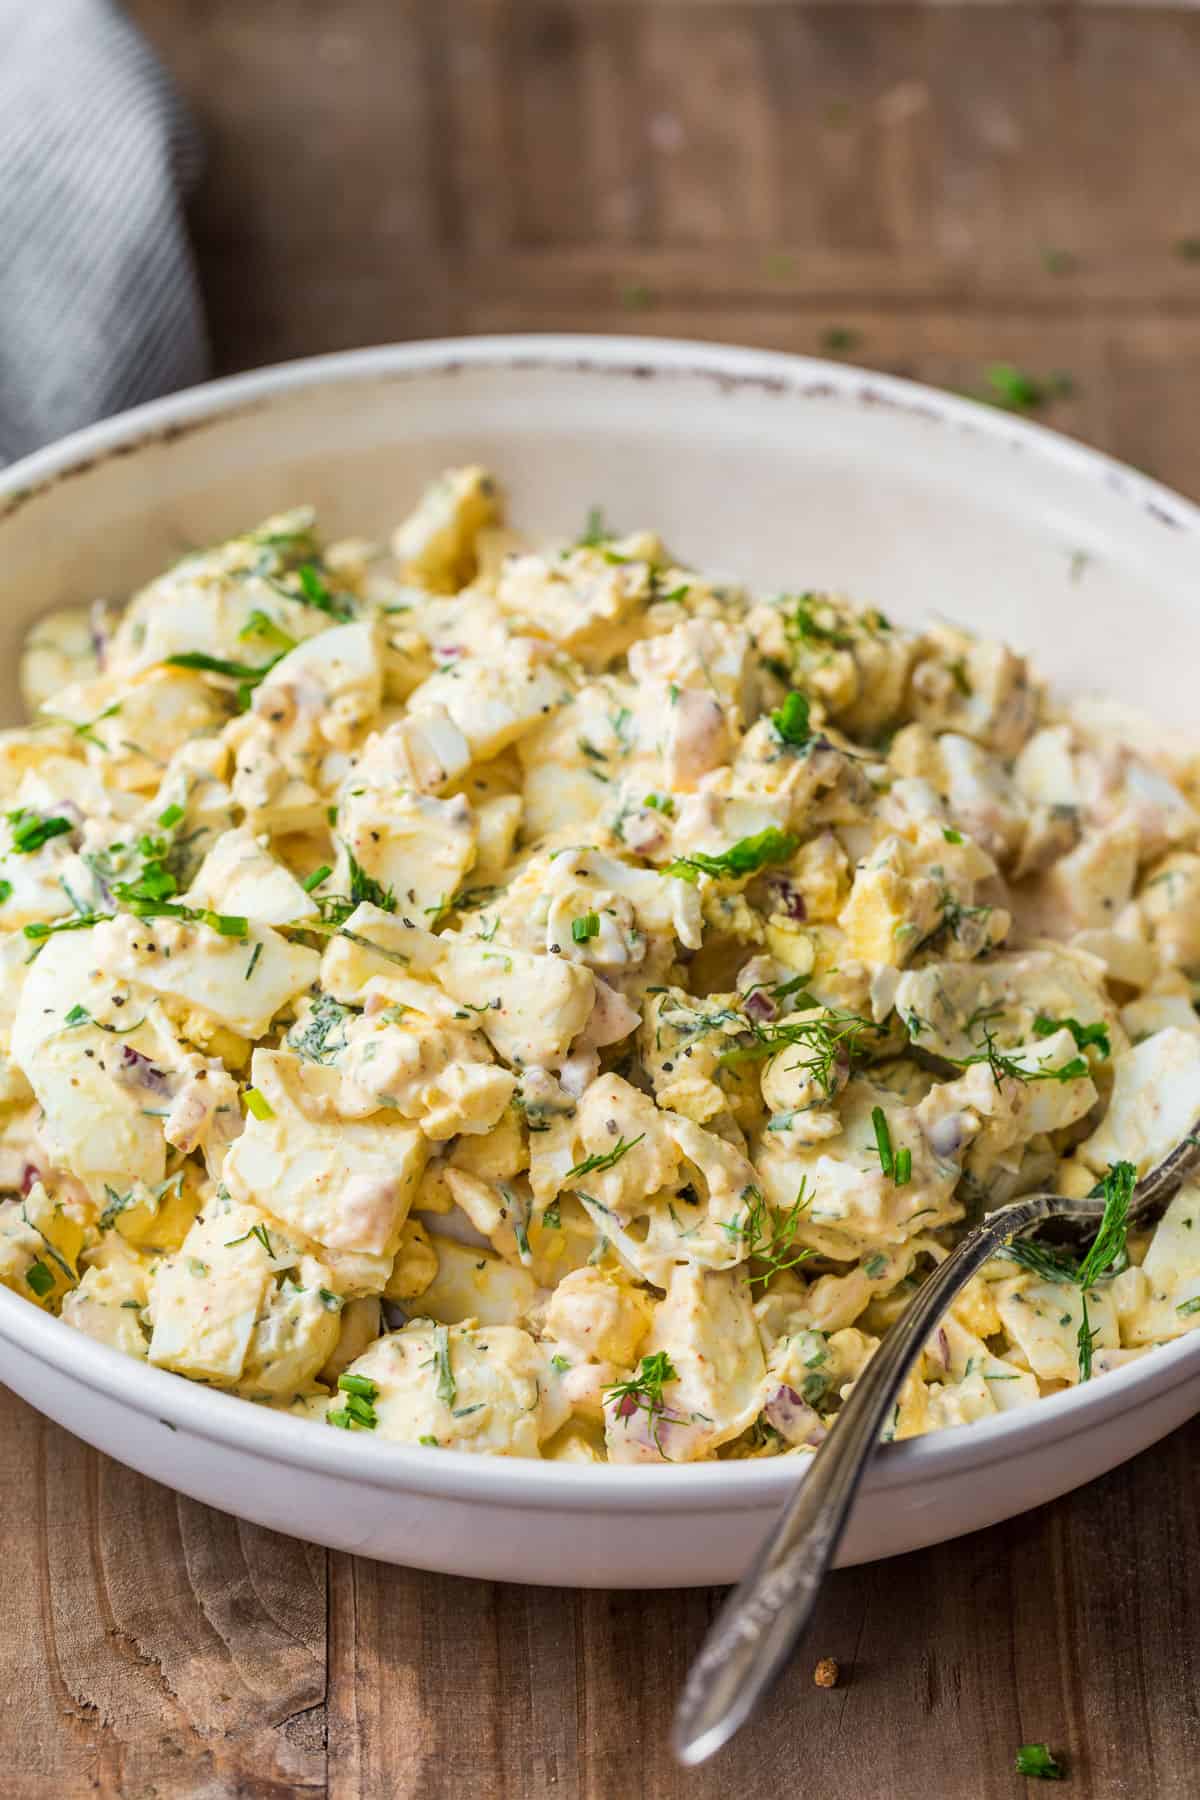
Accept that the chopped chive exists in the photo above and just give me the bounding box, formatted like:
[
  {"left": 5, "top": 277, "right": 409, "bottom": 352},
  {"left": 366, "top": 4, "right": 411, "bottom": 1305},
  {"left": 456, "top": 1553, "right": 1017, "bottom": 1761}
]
[
  {"left": 571, "top": 911, "right": 600, "bottom": 944},
  {"left": 871, "top": 1105, "right": 894, "bottom": 1178},
  {"left": 243, "top": 1087, "right": 275, "bottom": 1121}
]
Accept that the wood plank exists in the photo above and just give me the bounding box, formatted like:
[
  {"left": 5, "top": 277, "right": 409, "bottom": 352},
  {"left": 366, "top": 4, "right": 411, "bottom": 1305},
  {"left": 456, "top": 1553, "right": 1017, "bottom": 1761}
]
[
  {"left": 15, "top": 3, "right": 1200, "bottom": 1796},
  {"left": 0, "top": 1389, "right": 327, "bottom": 1799}
]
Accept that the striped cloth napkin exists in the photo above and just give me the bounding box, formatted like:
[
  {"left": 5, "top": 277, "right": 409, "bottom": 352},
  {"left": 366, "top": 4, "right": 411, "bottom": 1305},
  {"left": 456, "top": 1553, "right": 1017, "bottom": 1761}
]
[{"left": 0, "top": 0, "right": 210, "bottom": 464}]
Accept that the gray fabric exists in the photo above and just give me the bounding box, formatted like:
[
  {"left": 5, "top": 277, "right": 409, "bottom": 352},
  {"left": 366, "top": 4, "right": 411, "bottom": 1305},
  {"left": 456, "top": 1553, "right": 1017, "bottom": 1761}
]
[{"left": 0, "top": 0, "right": 209, "bottom": 464}]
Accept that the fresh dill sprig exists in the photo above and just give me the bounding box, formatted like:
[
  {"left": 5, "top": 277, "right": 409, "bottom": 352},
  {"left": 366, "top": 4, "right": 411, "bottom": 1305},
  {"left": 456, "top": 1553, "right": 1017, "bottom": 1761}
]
[
  {"left": 605, "top": 1351, "right": 683, "bottom": 1453},
  {"left": 347, "top": 849, "right": 397, "bottom": 914},
  {"left": 718, "top": 999, "right": 879, "bottom": 1094},
  {"left": 723, "top": 1181, "right": 816, "bottom": 1289},
  {"left": 953, "top": 1026, "right": 1088, "bottom": 1088},
  {"left": 565, "top": 1134, "right": 645, "bottom": 1183}
]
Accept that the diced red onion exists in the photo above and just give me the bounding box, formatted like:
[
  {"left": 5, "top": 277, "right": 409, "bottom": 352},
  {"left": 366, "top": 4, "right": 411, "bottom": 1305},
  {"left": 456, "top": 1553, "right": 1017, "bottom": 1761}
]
[
  {"left": 116, "top": 1045, "right": 172, "bottom": 1097},
  {"left": 745, "top": 989, "right": 776, "bottom": 1022},
  {"left": 89, "top": 599, "right": 109, "bottom": 671},
  {"left": 936, "top": 1327, "right": 951, "bottom": 1371},
  {"left": 763, "top": 1384, "right": 826, "bottom": 1447},
  {"left": 21, "top": 1162, "right": 40, "bottom": 1195},
  {"left": 771, "top": 881, "right": 807, "bottom": 922},
  {"left": 928, "top": 1113, "right": 967, "bottom": 1159}
]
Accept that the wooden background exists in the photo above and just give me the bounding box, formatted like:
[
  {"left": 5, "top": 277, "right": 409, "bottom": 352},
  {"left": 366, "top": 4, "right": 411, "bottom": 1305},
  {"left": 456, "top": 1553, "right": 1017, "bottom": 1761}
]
[{"left": 6, "top": 2, "right": 1200, "bottom": 1795}]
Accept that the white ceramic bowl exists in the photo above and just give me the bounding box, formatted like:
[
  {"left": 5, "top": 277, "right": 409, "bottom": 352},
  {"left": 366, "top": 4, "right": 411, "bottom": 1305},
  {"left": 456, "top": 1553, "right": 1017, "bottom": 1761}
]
[{"left": 2, "top": 335, "right": 1200, "bottom": 1588}]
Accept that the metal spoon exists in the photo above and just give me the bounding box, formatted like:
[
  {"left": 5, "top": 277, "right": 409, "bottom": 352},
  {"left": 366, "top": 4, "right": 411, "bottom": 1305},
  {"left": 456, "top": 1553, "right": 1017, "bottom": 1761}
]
[{"left": 672, "top": 1129, "right": 1200, "bottom": 1767}]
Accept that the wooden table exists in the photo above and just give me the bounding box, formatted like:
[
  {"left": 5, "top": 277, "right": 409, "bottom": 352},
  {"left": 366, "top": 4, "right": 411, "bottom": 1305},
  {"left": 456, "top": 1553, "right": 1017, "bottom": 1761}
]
[{"left": 7, "top": 3, "right": 1200, "bottom": 1794}]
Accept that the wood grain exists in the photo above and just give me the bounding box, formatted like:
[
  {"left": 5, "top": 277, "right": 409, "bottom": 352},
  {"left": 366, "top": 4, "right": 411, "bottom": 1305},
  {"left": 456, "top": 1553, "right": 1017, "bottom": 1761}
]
[{"left": 7, "top": 2, "right": 1200, "bottom": 1794}]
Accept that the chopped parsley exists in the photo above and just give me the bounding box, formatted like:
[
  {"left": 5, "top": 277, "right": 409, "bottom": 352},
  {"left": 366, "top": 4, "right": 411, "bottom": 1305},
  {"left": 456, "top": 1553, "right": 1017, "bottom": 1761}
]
[
  {"left": 1033, "top": 1013, "right": 1111, "bottom": 1059},
  {"left": 982, "top": 364, "right": 1073, "bottom": 414},
  {"left": 783, "top": 593, "right": 853, "bottom": 650},
  {"left": 665, "top": 827, "right": 798, "bottom": 885},
  {"left": 942, "top": 827, "right": 963, "bottom": 845},
  {"left": 25, "top": 1260, "right": 55, "bottom": 1298},
  {"left": 770, "top": 689, "right": 812, "bottom": 748},
  {"left": 1014, "top": 1742, "right": 1065, "bottom": 1781}
]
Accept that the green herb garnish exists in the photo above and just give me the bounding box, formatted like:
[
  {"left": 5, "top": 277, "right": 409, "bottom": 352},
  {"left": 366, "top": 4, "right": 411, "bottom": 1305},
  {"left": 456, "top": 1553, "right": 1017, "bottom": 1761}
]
[
  {"left": 25, "top": 1260, "right": 55, "bottom": 1298},
  {"left": 770, "top": 690, "right": 812, "bottom": 748},
  {"left": 347, "top": 849, "right": 397, "bottom": 914},
  {"left": 566, "top": 1134, "right": 645, "bottom": 1183},
  {"left": 604, "top": 1351, "right": 683, "bottom": 1453},
  {"left": 722, "top": 1182, "right": 815, "bottom": 1289},
  {"left": 7, "top": 809, "right": 73, "bottom": 854},
  {"left": 572, "top": 911, "right": 600, "bottom": 944},
  {"left": 1033, "top": 1013, "right": 1111, "bottom": 1059},
  {"left": 433, "top": 1324, "right": 456, "bottom": 1408},
  {"left": 1015, "top": 1742, "right": 1065, "bottom": 1780},
  {"left": 871, "top": 1106, "right": 895, "bottom": 1178},
  {"left": 297, "top": 563, "right": 353, "bottom": 619},
  {"left": 784, "top": 593, "right": 853, "bottom": 649},
  {"left": 665, "top": 827, "right": 798, "bottom": 885},
  {"left": 238, "top": 609, "right": 298, "bottom": 654}
]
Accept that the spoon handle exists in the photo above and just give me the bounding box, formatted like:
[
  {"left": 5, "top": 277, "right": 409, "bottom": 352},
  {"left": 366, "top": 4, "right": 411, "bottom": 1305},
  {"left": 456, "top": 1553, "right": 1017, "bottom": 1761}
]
[{"left": 672, "top": 1188, "right": 1060, "bottom": 1768}]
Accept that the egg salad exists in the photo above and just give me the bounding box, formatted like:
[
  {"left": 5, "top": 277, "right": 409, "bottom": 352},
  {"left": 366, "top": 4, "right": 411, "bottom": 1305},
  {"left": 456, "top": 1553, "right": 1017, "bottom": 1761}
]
[{"left": 5, "top": 467, "right": 1200, "bottom": 1465}]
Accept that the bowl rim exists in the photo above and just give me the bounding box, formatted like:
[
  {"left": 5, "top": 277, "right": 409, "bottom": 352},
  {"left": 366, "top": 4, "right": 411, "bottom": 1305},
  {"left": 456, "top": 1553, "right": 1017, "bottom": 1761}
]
[{"left": 2, "top": 329, "right": 1199, "bottom": 1512}]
